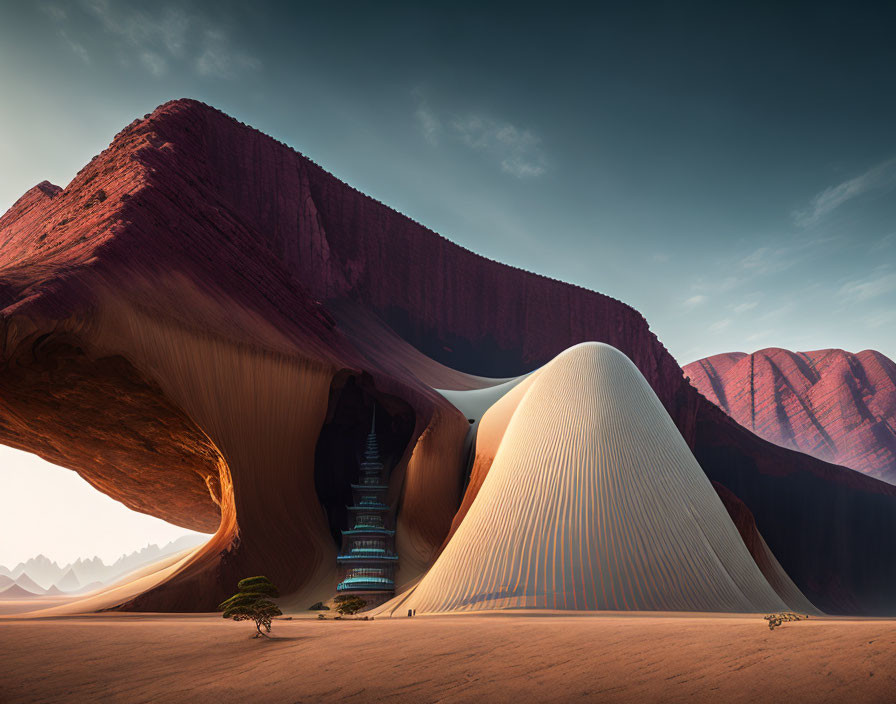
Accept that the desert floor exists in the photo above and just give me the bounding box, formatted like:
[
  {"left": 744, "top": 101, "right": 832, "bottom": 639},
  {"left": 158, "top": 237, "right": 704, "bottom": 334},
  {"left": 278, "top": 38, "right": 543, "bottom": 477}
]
[
  {"left": 0, "top": 598, "right": 75, "bottom": 616},
  {"left": 0, "top": 611, "right": 894, "bottom": 703}
]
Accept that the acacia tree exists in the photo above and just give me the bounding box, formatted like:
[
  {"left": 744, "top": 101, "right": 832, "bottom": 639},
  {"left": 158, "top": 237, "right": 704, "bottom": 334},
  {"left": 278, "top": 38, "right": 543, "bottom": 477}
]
[{"left": 219, "top": 576, "right": 282, "bottom": 637}]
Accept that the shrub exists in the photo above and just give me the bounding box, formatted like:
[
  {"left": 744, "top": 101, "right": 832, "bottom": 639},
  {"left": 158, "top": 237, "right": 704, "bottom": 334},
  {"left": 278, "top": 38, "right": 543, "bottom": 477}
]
[
  {"left": 309, "top": 601, "right": 330, "bottom": 611},
  {"left": 333, "top": 595, "right": 367, "bottom": 615},
  {"left": 219, "top": 575, "right": 282, "bottom": 638},
  {"left": 763, "top": 612, "right": 807, "bottom": 630}
]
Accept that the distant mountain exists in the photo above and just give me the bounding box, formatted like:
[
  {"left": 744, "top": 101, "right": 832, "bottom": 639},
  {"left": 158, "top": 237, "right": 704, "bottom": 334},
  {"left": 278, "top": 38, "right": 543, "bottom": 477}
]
[
  {"left": 68, "top": 557, "right": 104, "bottom": 587},
  {"left": 99, "top": 535, "right": 206, "bottom": 586},
  {"left": 0, "top": 583, "right": 40, "bottom": 598},
  {"left": 684, "top": 348, "right": 896, "bottom": 485},
  {"left": 0, "top": 535, "right": 207, "bottom": 598},
  {"left": 54, "top": 567, "right": 81, "bottom": 593},
  {"left": 13, "top": 573, "right": 45, "bottom": 595},
  {"left": 8, "top": 554, "right": 64, "bottom": 590}
]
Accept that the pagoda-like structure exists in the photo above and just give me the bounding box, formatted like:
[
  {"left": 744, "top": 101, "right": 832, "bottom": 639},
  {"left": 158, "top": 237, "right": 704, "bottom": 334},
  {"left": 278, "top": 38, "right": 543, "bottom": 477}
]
[{"left": 336, "top": 409, "right": 398, "bottom": 595}]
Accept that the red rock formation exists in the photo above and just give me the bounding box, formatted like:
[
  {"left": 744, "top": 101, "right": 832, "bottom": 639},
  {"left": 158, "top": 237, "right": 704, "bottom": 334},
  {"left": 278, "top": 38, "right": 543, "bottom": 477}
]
[
  {"left": 2, "top": 99, "right": 896, "bottom": 614},
  {"left": 711, "top": 482, "right": 816, "bottom": 615},
  {"left": 685, "top": 349, "right": 896, "bottom": 485},
  {"left": 0, "top": 100, "right": 467, "bottom": 612}
]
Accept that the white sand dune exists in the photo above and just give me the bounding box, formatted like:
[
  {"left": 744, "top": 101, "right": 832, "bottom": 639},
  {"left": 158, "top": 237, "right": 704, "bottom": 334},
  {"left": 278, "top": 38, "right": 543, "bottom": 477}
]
[{"left": 381, "top": 342, "right": 815, "bottom": 614}]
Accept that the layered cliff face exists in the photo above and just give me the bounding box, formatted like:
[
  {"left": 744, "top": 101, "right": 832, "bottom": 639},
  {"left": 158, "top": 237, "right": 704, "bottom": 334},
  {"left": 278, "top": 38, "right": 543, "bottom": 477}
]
[
  {"left": 0, "top": 100, "right": 469, "bottom": 611},
  {"left": 685, "top": 349, "right": 896, "bottom": 485},
  {"left": 2, "top": 99, "right": 896, "bottom": 614}
]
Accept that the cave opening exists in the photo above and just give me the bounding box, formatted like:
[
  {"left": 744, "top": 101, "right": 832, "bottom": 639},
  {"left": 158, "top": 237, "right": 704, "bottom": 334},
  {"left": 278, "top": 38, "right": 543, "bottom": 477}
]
[
  {"left": 0, "top": 335, "right": 227, "bottom": 613},
  {"left": 0, "top": 443, "right": 211, "bottom": 614},
  {"left": 313, "top": 372, "right": 416, "bottom": 546}
]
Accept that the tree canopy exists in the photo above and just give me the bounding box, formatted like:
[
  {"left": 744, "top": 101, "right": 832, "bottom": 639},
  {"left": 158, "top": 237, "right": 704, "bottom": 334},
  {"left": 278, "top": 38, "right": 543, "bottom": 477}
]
[
  {"left": 334, "top": 594, "right": 367, "bottom": 615},
  {"left": 219, "top": 576, "right": 282, "bottom": 637}
]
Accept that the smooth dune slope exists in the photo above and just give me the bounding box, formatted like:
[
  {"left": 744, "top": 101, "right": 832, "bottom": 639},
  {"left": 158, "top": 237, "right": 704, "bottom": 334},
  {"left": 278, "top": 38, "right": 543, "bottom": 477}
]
[{"left": 395, "top": 343, "right": 807, "bottom": 614}]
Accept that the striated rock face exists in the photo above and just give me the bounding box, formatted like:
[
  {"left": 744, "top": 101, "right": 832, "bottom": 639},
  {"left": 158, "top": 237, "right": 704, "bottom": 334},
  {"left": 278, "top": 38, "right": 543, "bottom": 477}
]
[
  {"left": 2, "top": 99, "right": 896, "bottom": 614},
  {"left": 685, "top": 349, "right": 896, "bottom": 485}
]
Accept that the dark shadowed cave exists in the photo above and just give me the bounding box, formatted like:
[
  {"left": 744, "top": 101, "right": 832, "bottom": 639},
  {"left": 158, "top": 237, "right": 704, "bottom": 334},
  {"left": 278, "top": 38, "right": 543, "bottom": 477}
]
[{"left": 313, "top": 372, "right": 415, "bottom": 545}]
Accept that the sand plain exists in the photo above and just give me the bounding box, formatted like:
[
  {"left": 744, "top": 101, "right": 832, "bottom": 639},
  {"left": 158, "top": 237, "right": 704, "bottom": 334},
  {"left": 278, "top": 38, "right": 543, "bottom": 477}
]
[{"left": 0, "top": 611, "right": 893, "bottom": 703}]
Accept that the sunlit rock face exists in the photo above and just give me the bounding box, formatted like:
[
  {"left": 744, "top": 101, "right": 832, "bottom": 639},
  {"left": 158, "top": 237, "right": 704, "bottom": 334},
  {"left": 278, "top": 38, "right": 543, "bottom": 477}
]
[
  {"left": 2, "top": 99, "right": 896, "bottom": 614},
  {"left": 685, "top": 348, "right": 896, "bottom": 485}
]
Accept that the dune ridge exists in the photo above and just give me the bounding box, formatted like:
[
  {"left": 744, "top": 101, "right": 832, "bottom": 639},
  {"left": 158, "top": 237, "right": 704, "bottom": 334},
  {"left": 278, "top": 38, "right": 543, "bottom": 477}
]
[{"left": 384, "top": 343, "right": 814, "bottom": 614}]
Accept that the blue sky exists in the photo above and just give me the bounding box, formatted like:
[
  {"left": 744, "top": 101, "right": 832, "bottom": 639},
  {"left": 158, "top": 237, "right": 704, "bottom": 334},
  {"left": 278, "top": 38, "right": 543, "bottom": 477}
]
[{"left": 1, "top": 0, "right": 894, "bottom": 364}]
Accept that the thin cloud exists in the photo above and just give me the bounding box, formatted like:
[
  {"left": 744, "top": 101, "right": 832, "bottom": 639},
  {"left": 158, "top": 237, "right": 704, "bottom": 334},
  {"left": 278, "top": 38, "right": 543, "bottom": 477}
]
[
  {"left": 58, "top": 29, "right": 90, "bottom": 63},
  {"left": 40, "top": 3, "right": 67, "bottom": 22},
  {"left": 414, "top": 99, "right": 442, "bottom": 146},
  {"left": 453, "top": 115, "right": 546, "bottom": 178},
  {"left": 746, "top": 329, "right": 775, "bottom": 343},
  {"left": 794, "top": 157, "right": 896, "bottom": 228},
  {"left": 684, "top": 239, "right": 824, "bottom": 316},
  {"left": 43, "top": 1, "right": 258, "bottom": 79},
  {"left": 196, "top": 30, "right": 261, "bottom": 78},
  {"left": 139, "top": 50, "right": 166, "bottom": 76},
  {"left": 709, "top": 319, "right": 732, "bottom": 333},
  {"left": 758, "top": 302, "right": 796, "bottom": 322},
  {"left": 839, "top": 270, "right": 896, "bottom": 302},
  {"left": 733, "top": 301, "right": 758, "bottom": 314},
  {"left": 740, "top": 246, "right": 793, "bottom": 275},
  {"left": 414, "top": 94, "right": 546, "bottom": 178},
  {"left": 736, "top": 236, "right": 837, "bottom": 281},
  {"left": 871, "top": 233, "right": 895, "bottom": 252},
  {"left": 865, "top": 309, "right": 896, "bottom": 329}
]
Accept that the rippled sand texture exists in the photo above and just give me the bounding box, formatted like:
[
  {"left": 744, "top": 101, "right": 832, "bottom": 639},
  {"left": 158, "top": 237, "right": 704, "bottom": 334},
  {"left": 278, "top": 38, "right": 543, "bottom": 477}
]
[
  {"left": 4, "top": 613, "right": 893, "bottom": 704},
  {"left": 394, "top": 343, "right": 812, "bottom": 614}
]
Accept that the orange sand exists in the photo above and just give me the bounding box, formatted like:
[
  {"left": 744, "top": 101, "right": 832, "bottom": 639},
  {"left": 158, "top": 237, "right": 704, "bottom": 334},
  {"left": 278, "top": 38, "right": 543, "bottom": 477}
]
[
  {"left": 1, "top": 612, "right": 893, "bottom": 703},
  {"left": 0, "top": 598, "right": 73, "bottom": 616}
]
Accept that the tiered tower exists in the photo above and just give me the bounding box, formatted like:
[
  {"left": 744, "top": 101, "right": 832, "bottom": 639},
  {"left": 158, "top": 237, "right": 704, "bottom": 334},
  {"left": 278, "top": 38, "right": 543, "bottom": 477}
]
[{"left": 336, "top": 409, "right": 398, "bottom": 595}]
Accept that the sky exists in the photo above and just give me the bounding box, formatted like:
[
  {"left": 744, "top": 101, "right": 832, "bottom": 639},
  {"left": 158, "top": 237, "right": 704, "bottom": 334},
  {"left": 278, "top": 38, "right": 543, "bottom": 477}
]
[
  {"left": 0, "top": 1, "right": 894, "bottom": 561},
  {"left": 0, "top": 447, "right": 209, "bottom": 566}
]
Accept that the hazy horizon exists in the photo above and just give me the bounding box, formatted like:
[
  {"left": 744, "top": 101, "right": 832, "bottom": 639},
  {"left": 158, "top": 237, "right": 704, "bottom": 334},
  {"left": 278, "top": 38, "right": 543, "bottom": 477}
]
[{"left": 0, "top": 446, "right": 209, "bottom": 567}]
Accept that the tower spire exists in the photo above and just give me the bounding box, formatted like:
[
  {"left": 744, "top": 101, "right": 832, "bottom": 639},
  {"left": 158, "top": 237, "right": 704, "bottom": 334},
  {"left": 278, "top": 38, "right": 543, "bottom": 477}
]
[{"left": 336, "top": 401, "right": 397, "bottom": 599}]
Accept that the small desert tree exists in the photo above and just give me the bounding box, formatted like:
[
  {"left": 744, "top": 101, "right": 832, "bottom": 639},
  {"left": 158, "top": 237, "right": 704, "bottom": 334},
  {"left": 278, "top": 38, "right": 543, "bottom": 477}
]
[
  {"left": 219, "top": 576, "right": 282, "bottom": 637},
  {"left": 334, "top": 594, "right": 367, "bottom": 615}
]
